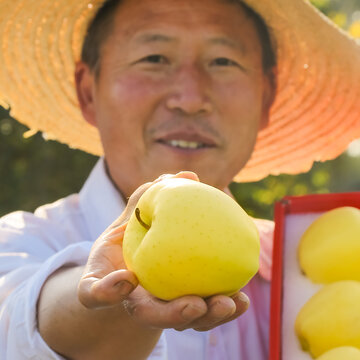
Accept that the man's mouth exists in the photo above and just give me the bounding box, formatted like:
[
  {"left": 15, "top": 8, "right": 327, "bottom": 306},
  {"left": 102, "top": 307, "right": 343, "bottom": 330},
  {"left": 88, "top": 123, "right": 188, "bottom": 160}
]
[
  {"left": 158, "top": 139, "right": 209, "bottom": 150},
  {"left": 155, "top": 130, "right": 218, "bottom": 151}
]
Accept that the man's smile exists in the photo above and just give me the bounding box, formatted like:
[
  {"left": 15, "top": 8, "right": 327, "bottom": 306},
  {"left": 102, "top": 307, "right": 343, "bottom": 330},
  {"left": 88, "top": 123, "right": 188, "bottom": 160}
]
[
  {"left": 154, "top": 129, "right": 218, "bottom": 151},
  {"left": 159, "top": 139, "right": 209, "bottom": 150},
  {"left": 156, "top": 130, "right": 217, "bottom": 150}
]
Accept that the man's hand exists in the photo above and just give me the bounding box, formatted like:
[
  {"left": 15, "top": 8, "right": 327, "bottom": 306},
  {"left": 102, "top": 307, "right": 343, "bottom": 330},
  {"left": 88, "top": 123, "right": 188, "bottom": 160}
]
[
  {"left": 78, "top": 171, "right": 250, "bottom": 332},
  {"left": 38, "top": 171, "right": 251, "bottom": 360}
]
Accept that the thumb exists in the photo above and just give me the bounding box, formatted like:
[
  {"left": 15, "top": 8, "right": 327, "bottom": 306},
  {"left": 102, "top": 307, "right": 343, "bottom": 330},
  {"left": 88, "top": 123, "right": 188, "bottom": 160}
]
[
  {"left": 173, "top": 171, "right": 200, "bottom": 182},
  {"left": 78, "top": 224, "right": 139, "bottom": 309},
  {"left": 78, "top": 269, "right": 138, "bottom": 309}
]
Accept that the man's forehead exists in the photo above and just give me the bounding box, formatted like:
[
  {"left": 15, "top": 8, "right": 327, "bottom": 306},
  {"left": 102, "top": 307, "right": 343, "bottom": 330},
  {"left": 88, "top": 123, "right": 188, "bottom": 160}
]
[
  {"left": 108, "top": 0, "right": 257, "bottom": 50},
  {"left": 111, "top": 0, "right": 249, "bottom": 29},
  {"left": 132, "top": 31, "right": 247, "bottom": 54}
]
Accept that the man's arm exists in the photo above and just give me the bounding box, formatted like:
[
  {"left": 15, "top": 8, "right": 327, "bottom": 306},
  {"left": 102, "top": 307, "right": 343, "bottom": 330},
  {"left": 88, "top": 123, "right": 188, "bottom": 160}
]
[{"left": 38, "top": 265, "right": 162, "bottom": 360}]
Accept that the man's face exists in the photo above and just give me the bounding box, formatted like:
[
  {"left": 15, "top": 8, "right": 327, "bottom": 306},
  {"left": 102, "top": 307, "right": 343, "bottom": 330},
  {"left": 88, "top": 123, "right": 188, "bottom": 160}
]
[{"left": 80, "top": 0, "right": 274, "bottom": 197}]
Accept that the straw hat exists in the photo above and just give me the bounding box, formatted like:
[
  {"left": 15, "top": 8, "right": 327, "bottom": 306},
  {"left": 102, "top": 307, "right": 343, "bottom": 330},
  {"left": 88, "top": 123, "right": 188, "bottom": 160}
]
[{"left": 0, "top": 0, "right": 360, "bottom": 182}]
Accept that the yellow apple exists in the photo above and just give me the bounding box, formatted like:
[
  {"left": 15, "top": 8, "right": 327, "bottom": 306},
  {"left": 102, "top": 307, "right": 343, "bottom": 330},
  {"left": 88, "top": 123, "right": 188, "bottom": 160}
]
[
  {"left": 298, "top": 206, "right": 360, "bottom": 283},
  {"left": 316, "top": 346, "right": 360, "bottom": 360},
  {"left": 295, "top": 281, "right": 360, "bottom": 358},
  {"left": 122, "top": 177, "right": 260, "bottom": 300}
]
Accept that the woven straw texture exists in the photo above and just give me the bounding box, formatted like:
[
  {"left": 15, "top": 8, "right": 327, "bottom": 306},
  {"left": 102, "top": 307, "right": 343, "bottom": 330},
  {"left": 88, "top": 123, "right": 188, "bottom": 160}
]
[{"left": 1, "top": 0, "right": 360, "bottom": 181}]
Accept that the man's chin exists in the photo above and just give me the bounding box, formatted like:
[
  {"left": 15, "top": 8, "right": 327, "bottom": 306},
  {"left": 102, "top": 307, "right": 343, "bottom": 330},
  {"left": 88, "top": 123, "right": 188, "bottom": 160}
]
[{"left": 149, "top": 165, "right": 228, "bottom": 190}]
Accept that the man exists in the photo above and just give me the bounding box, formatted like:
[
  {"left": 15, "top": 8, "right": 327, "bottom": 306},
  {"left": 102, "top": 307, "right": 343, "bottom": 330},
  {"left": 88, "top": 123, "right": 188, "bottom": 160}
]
[{"left": 0, "top": 0, "right": 359, "bottom": 359}]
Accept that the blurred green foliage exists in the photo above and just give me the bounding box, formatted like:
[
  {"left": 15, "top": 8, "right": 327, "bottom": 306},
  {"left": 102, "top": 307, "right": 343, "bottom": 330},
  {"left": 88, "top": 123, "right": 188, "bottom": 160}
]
[
  {"left": 0, "top": 108, "right": 97, "bottom": 216},
  {"left": 1, "top": 0, "right": 360, "bottom": 219}
]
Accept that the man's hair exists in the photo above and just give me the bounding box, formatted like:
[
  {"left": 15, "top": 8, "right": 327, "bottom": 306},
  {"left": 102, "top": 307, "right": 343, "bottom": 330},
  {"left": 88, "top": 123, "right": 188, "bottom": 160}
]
[
  {"left": 81, "top": 0, "right": 122, "bottom": 74},
  {"left": 81, "top": 0, "right": 277, "bottom": 77}
]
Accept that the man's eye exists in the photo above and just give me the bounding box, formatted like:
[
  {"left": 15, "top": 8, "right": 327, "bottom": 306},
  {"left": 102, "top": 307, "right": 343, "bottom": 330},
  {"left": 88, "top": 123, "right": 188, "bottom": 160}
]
[
  {"left": 212, "top": 58, "right": 238, "bottom": 67},
  {"left": 141, "top": 55, "right": 168, "bottom": 64}
]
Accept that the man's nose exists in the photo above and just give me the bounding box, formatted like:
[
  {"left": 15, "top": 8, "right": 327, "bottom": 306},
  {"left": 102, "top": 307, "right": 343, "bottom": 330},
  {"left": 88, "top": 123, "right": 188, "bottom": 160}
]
[{"left": 166, "top": 65, "right": 213, "bottom": 115}]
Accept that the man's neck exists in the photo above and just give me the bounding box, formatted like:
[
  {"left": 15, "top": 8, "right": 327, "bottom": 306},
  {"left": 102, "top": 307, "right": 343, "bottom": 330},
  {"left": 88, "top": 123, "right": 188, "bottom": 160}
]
[{"left": 104, "top": 159, "right": 128, "bottom": 205}]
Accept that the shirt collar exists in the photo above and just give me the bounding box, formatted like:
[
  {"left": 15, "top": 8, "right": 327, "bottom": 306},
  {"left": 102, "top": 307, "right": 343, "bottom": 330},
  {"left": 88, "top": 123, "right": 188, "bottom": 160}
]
[{"left": 79, "top": 157, "right": 126, "bottom": 242}]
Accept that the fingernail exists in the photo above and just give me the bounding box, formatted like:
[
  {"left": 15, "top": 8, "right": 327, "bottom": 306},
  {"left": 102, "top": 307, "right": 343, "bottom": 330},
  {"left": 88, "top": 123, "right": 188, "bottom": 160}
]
[
  {"left": 116, "top": 281, "right": 134, "bottom": 295},
  {"left": 159, "top": 173, "right": 170, "bottom": 178},
  {"left": 212, "top": 300, "right": 236, "bottom": 319},
  {"left": 181, "top": 304, "right": 204, "bottom": 321},
  {"left": 237, "top": 292, "right": 250, "bottom": 304},
  {"left": 233, "top": 292, "right": 250, "bottom": 312}
]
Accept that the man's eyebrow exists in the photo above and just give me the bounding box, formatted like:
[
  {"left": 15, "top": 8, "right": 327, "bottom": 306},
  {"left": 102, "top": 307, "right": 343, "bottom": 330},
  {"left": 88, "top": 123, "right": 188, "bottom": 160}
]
[
  {"left": 133, "top": 33, "right": 177, "bottom": 44},
  {"left": 208, "top": 37, "right": 246, "bottom": 53},
  {"left": 132, "top": 33, "right": 246, "bottom": 53}
]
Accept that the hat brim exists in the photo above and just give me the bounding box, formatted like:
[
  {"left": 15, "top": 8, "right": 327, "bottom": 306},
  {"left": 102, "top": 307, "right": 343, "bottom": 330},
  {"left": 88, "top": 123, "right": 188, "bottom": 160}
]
[{"left": 1, "top": 0, "right": 360, "bottom": 182}]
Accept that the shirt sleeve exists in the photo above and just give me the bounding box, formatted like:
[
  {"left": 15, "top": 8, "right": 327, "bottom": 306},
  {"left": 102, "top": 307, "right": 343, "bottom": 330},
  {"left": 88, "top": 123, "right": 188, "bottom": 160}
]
[
  {"left": 147, "top": 332, "right": 168, "bottom": 360},
  {"left": 0, "top": 212, "right": 93, "bottom": 359}
]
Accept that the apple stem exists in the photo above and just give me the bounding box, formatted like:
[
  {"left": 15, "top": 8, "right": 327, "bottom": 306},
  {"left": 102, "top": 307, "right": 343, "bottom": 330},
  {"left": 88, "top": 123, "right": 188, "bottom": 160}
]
[{"left": 135, "top": 208, "right": 150, "bottom": 230}]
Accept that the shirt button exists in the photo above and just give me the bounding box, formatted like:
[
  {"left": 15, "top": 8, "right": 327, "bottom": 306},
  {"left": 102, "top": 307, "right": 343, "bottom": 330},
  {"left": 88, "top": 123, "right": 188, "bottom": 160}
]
[{"left": 209, "top": 332, "right": 218, "bottom": 346}]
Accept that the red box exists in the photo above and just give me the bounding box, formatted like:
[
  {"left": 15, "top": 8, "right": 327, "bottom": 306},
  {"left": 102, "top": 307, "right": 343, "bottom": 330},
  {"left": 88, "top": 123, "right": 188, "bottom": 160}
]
[{"left": 269, "top": 192, "right": 360, "bottom": 360}]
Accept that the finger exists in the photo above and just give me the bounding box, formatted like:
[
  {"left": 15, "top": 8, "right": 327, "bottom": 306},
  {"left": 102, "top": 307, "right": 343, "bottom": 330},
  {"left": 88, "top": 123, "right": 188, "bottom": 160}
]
[
  {"left": 125, "top": 293, "right": 208, "bottom": 329},
  {"left": 109, "top": 172, "right": 199, "bottom": 229},
  {"left": 230, "top": 291, "right": 250, "bottom": 316},
  {"left": 101, "top": 222, "right": 127, "bottom": 246},
  {"left": 85, "top": 223, "right": 127, "bottom": 275},
  {"left": 196, "top": 292, "right": 249, "bottom": 331},
  {"left": 127, "top": 173, "right": 174, "bottom": 207},
  {"left": 173, "top": 295, "right": 235, "bottom": 331},
  {"left": 109, "top": 182, "right": 153, "bottom": 229},
  {"left": 173, "top": 171, "right": 200, "bottom": 182},
  {"left": 110, "top": 175, "right": 173, "bottom": 229},
  {"left": 190, "top": 292, "right": 250, "bottom": 332},
  {"left": 78, "top": 269, "right": 138, "bottom": 309}
]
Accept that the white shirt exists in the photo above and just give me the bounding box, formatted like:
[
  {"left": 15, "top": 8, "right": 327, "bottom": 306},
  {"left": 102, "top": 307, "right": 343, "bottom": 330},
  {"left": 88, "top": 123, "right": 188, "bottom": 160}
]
[{"left": 0, "top": 158, "right": 272, "bottom": 360}]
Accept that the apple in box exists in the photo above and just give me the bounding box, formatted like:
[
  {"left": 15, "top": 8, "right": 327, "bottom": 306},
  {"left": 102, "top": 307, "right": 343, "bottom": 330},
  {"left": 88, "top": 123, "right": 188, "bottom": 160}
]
[
  {"left": 295, "top": 207, "right": 360, "bottom": 358},
  {"left": 271, "top": 195, "right": 360, "bottom": 360}
]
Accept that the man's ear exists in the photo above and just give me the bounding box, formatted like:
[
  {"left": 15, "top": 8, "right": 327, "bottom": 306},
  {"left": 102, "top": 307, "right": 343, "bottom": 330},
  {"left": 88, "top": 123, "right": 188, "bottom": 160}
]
[
  {"left": 74, "top": 61, "right": 97, "bottom": 127},
  {"left": 260, "top": 67, "right": 277, "bottom": 130}
]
